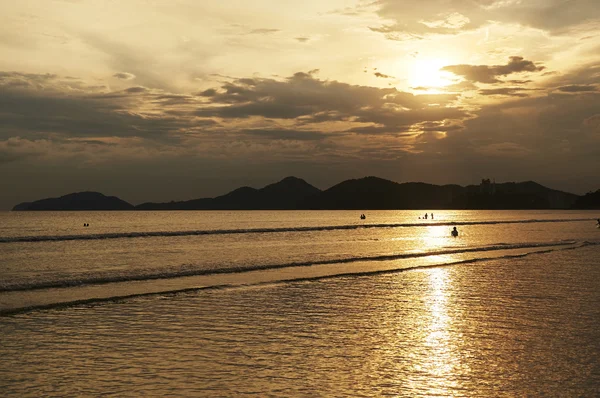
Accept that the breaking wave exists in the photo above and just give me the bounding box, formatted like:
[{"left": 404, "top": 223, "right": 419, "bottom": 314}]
[{"left": 0, "top": 240, "right": 583, "bottom": 292}]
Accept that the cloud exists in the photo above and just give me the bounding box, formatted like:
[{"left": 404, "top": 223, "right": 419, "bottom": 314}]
[
  {"left": 417, "top": 121, "right": 464, "bottom": 132},
  {"left": 193, "top": 71, "right": 465, "bottom": 130},
  {"left": 250, "top": 28, "right": 280, "bottom": 34},
  {"left": 476, "top": 142, "right": 532, "bottom": 158},
  {"left": 479, "top": 87, "right": 530, "bottom": 97},
  {"left": 124, "top": 86, "right": 148, "bottom": 94},
  {"left": 557, "top": 84, "right": 598, "bottom": 92},
  {"left": 443, "top": 81, "right": 479, "bottom": 92},
  {"left": 370, "top": 0, "right": 600, "bottom": 38},
  {"left": 113, "top": 72, "right": 136, "bottom": 80},
  {"left": 0, "top": 72, "right": 58, "bottom": 87},
  {"left": 506, "top": 80, "right": 533, "bottom": 85},
  {"left": 198, "top": 88, "right": 217, "bottom": 97},
  {"left": 0, "top": 70, "right": 468, "bottom": 154},
  {"left": 583, "top": 114, "right": 600, "bottom": 129},
  {"left": 240, "top": 128, "right": 327, "bottom": 141},
  {"left": 374, "top": 72, "right": 394, "bottom": 79},
  {"left": 295, "top": 37, "right": 309, "bottom": 43},
  {"left": 0, "top": 137, "right": 49, "bottom": 164},
  {"left": 0, "top": 72, "right": 204, "bottom": 144},
  {"left": 442, "top": 56, "right": 545, "bottom": 83}
]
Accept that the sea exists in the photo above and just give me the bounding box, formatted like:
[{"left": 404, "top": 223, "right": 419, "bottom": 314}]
[{"left": 1, "top": 210, "right": 599, "bottom": 396}]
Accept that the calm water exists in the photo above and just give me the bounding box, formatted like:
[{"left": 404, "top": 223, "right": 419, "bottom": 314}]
[{"left": 1, "top": 210, "right": 599, "bottom": 396}]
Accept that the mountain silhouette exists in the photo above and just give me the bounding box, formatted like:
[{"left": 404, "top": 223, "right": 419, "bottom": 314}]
[
  {"left": 12, "top": 192, "right": 134, "bottom": 211},
  {"left": 572, "top": 189, "right": 600, "bottom": 209},
  {"left": 136, "top": 176, "right": 321, "bottom": 210},
  {"left": 13, "top": 177, "right": 583, "bottom": 211},
  {"left": 304, "top": 176, "right": 464, "bottom": 209},
  {"left": 461, "top": 180, "right": 578, "bottom": 209}
]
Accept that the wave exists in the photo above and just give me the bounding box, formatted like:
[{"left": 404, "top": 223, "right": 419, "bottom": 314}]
[
  {"left": 0, "top": 218, "right": 593, "bottom": 244},
  {"left": 0, "top": 240, "right": 583, "bottom": 293},
  {"left": 1, "top": 240, "right": 594, "bottom": 317}
]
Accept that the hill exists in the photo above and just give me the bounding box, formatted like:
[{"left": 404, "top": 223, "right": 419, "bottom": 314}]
[
  {"left": 572, "top": 189, "right": 600, "bottom": 209},
  {"left": 12, "top": 192, "right": 135, "bottom": 211},
  {"left": 304, "top": 176, "right": 464, "bottom": 209},
  {"left": 461, "top": 181, "right": 579, "bottom": 209},
  {"left": 136, "top": 176, "right": 321, "bottom": 210},
  {"left": 13, "top": 177, "right": 583, "bottom": 211}
]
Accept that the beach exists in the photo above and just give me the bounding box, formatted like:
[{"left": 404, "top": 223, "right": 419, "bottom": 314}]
[{"left": 1, "top": 210, "right": 599, "bottom": 396}]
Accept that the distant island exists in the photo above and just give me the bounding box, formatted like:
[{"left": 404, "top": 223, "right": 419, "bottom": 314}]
[{"left": 11, "top": 176, "right": 600, "bottom": 211}]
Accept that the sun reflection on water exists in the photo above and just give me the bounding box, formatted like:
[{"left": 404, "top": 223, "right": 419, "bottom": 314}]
[{"left": 418, "top": 267, "right": 465, "bottom": 394}]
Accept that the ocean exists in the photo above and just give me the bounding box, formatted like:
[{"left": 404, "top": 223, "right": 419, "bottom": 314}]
[{"left": 1, "top": 210, "right": 599, "bottom": 396}]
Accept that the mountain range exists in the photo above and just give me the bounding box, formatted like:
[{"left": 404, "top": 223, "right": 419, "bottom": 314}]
[{"left": 12, "top": 176, "right": 599, "bottom": 211}]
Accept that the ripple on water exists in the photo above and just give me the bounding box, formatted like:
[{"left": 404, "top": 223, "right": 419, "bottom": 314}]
[{"left": 1, "top": 245, "right": 600, "bottom": 396}]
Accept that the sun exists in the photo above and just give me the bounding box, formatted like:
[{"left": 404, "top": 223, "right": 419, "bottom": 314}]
[{"left": 408, "top": 58, "right": 454, "bottom": 89}]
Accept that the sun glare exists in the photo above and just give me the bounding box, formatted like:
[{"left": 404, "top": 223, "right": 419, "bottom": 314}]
[{"left": 408, "top": 59, "right": 454, "bottom": 89}]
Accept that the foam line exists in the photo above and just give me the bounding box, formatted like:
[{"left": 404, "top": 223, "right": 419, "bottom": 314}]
[
  {"left": 0, "top": 241, "right": 588, "bottom": 317},
  {"left": 0, "top": 240, "right": 579, "bottom": 292}
]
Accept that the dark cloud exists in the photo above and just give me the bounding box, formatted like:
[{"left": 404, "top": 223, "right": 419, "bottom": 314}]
[
  {"left": 506, "top": 80, "right": 533, "bottom": 85},
  {"left": 150, "top": 94, "right": 197, "bottom": 106},
  {"left": 442, "top": 90, "right": 600, "bottom": 167},
  {"left": 0, "top": 73, "right": 203, "bottom": 144},
  {"left": 543, "top": 63, "right": 600, "bottom": 88},
  {"left": 479, "top": 88, "right": 530, "bottom": 97},
  {"left": 344, "top": 125, "right": 414, "bottom": 136},
  {"left": 557, "top": 84, "right": 598, "bottom": 92},
  {"left": 124, "top": 86, "right": 148, "bottom": 94},
  {"left": 0, "top": 137, "right": 47, "bottom": 165},
  {"left": 193, "top": 72, "right": 465, "bottom": 130},
  {"left": 113, "top": 72, "right": 136, "bottom": 80},
  {"left": 442, "top": 56, "right": 545, "bottom": 83},
  {"left": 4, "top": 63, "right": 600, "bottom": 210},
  {"left": 418, "top": 121, "right": 464, "bottom": 132},
  {"left": 240, "top": 128, "right": 327, "bottom": 141},
  {"left": 0, "top": 70, "right": 467, "bottom": 160},
  {"left": 198, "top": 88, "right": 217, "bottom": 97},
  {"left": 374, "top": 72, "right": 394, "bottom": 79}
]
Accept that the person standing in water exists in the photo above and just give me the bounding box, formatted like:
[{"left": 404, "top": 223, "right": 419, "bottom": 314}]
[{"left": 451, "top": 226, "right": 458, "bottom": 237}]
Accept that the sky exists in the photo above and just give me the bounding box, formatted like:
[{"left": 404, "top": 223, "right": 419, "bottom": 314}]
[{"left": 1, "top": 0, "right": 599, "bottom": 209}]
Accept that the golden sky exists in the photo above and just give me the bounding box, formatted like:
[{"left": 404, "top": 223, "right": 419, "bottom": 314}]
[{"left": 1, "top": 0, "right": 599, "bottom": 207}]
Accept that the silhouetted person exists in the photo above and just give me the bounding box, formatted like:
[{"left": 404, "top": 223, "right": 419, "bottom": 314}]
[
  {"left": 424, "top": 213, "right": 428, "bottom": 219},
  {"left": 431, "top": 213, "right": 434, "bottom": 219},
  {"left": 597, "top": 218, "right": 600, "bottom": 227},
  {"left": 451, "top": 226, "right": 458, "bottom": 237}
]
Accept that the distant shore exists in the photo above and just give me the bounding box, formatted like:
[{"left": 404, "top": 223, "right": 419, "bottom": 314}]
[{"left": 12, "top": 176, "right": 600, "bottom": 211}]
